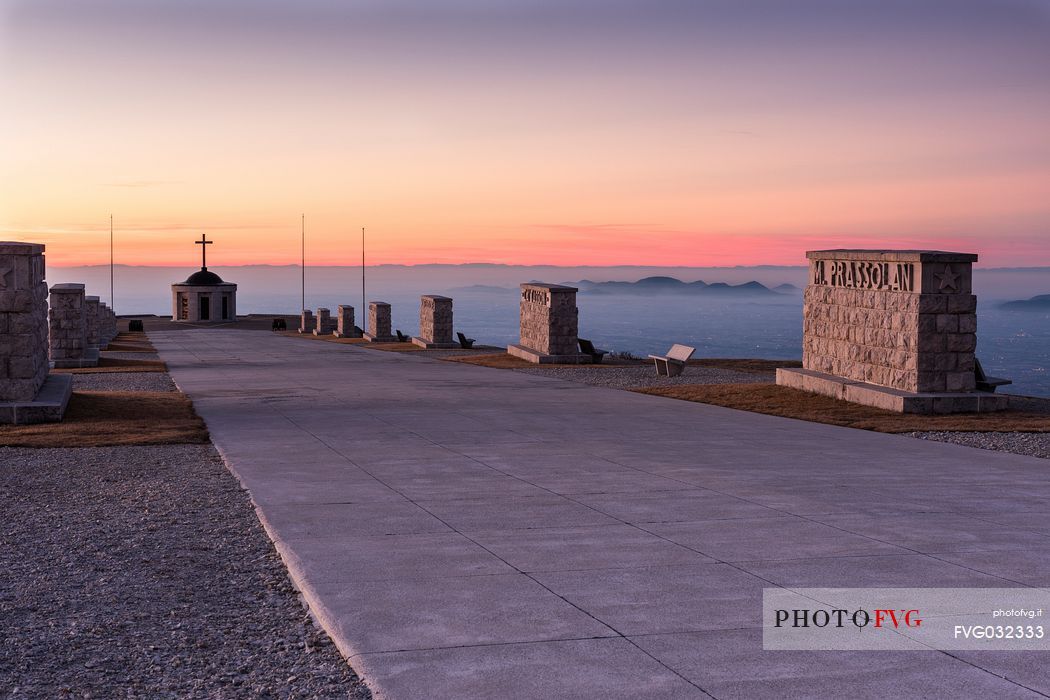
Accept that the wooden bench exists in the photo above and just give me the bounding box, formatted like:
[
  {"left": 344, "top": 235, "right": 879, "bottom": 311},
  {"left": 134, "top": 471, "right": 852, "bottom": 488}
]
[
  {"left": 578, "top": 338, "right": 607, "bottom": 364},
  {"left": 457, "top": 332, "right": 476, "bottom": 349},
  {"left": 975, "top": 358, "right": 1011, "bottom": 393},
  {"left": 648, "top": 344, "right": 695, "bottom": 377}
]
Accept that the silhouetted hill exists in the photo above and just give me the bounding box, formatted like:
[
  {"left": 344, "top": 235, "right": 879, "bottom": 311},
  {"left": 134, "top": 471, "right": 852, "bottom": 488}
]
[
  {"left": 447, "top": 284, "right": 516, "bottom": 293},
  {"left": 774, "top": 283, "right": 800, "bottom": 293},
  {"left": 576, "top": 277, "right": 782, "bottom": 296},
  {"left": 1000, "top": 294, "right": 1050, "bottom": 310}
]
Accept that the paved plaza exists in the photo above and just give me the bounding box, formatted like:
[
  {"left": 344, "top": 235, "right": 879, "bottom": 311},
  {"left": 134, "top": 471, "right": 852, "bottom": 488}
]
[{"left": 152, "top": 329, "right": 1050, "bottom": 699}]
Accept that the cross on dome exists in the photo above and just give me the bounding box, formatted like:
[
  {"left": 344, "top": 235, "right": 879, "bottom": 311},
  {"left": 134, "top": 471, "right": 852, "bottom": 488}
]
[{"left": 195, "top": 234, "right": 213, "bottom": 270}]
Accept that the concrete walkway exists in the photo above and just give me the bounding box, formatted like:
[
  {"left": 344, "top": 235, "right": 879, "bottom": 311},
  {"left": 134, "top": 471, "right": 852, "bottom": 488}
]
[{"left": 153, "top": 329, "right": 1050, "bottom": 699}]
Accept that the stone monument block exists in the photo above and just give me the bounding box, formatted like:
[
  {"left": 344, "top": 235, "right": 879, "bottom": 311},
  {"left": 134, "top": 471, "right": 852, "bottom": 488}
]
[
  {"left": 363, "top": 302, "right": 396, "bottom": 342},
  {"left": 85, "top": 295, "right": 101, "bottom": 349},
  {"left": 777, "top": 250, "right": 1006, "bottom": 413},
  {"left": 0, "top": 242, "right": 72, "bottom": 424},
  {"left": 313, "top": 307, "right": 337, "bottom": 336},
  {"left": 507, "top": 283, "right": 589, "bottom": 364},
  {"left": 334, "top": 305, "right": 361, "bottom": 338},
  {"left": 99, "top": 303, "right": 117, "bottom": 345},
  {"left": 412, "top": 295, "right": 457, "bottom": 348},
  {"left": 49, "top": 283, "right": 98, "bottom": 368},
  {"left": 298, "top": 309, "right": 315, "bottom": 334}
]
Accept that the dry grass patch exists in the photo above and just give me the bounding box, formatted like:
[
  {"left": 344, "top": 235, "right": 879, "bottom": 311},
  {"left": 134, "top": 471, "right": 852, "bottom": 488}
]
[
  {"left": 0, "top": 391, "right": 210, "bottom": 448},
  {"left": 277, "top": 330, "right": 370, "bottom": 345},
  {"left": 634, "top": 383, "right": 1050, "bottom": 433},
  {"left": 690, "top": 358, "right": 802, "bottom": 373},
  {"left": 444, "top": 353, "right": 553, "bottom": 369},
  {"left": 363, "top": 342, "right": 423, "bottom": 353},
  {"left": 104, "top": 334, "right": 157, "bottom": 353},
  {"left": 278, "top": 331, "right": 422, "bottom": 350},
  {"left": 52, "top": 357, "right": 168, "bottom": 374},
  {"left": 444, "top": 352, "right": 642, "bottom": 369}
]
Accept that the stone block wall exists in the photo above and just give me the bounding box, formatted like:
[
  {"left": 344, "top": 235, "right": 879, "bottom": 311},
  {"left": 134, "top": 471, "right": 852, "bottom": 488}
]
[
  {"left": 418, "top": 295, "right": 453, "bottom": 344},
  {"left": 49, "top": 283, "right": 89, "bottom": 363},
  {"left": 369, "top": 302, "right": 392, "bottom": 338},
  {"left": 0, "top": 242, "right": 50, "bottom": 402},
  {"left": 99, "top": 303, "right": 117, "bottom": 344},
  {"left": 802, "top": 251, "right": 978, "bottom": 393},
  {"left": 518, "top": 284, "right": 579, "bottom": 356},
  {"left": 335, "top": 305, "right": 360, "bottom": 337},
  {"left": 314, "top": 307, "right": 337, "bottom": 335},
  {"left": 85, "top": 296, "right": 101, "bottom": 348},
  {"left": 299, "top": 309, "right": 315, "bottom": 333}
]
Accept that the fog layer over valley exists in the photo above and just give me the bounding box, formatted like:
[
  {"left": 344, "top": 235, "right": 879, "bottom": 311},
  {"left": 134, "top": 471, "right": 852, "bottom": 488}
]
[{"left": 51, "top": 264, "right": 1050, "bottom": 396}]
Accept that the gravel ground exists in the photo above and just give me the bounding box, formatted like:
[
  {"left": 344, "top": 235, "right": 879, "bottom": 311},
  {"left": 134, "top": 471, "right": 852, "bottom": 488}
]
[
  {"left": 100, "top": 351, "right": 162, "bottom": 362},
  {"left": 909, "top": 395, "right": 1050, "bottom": 460},
  {"left": 71, "top": 371, "right": 177, "bottom": 392},
  {"left": 0, "top": 444, "right": 370, "bottom": 699},
  {"left": 512, "top": 364, "right": 773, "bottom": 390},
  {"left": 908, "top": 431, "right": 1050, "bottom": 459}
]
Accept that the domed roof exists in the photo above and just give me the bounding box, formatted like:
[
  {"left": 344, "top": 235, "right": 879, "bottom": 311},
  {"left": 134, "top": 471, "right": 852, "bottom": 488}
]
[{"left": 181, "top": 268, "right": 226, "bottom": 285}]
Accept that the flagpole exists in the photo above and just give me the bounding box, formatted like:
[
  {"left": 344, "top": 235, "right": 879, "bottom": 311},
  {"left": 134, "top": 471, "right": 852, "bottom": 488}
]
[
  {"left": 109, "top": 214, "right": 115, "bottom": 313},
  {"left": 361, "top": 226, "right": 365, "bottom": 318},
  {"left": 301, "top": 214, "right": 305, "bottom": 314}
]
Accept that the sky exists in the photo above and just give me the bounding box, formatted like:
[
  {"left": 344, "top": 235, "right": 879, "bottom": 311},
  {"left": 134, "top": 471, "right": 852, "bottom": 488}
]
[{"left": 1, "top": 0, "right": 1049, "bottom": 268}]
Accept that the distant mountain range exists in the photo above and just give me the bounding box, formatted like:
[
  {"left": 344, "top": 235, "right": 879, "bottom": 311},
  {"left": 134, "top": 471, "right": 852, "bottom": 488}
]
[
  {"left": 1000, "top": 294, "right": 1050, "bottom": 310},
  {"left": 447, "top": 277, "right": 800, "bottom": 296},
  {"left": 576, "top": 277, "right": 798, "bottom": 296}
]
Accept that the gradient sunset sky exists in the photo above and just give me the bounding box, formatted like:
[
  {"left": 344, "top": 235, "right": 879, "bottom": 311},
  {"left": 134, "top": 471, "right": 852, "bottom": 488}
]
[{"left": 2, "top": 0, "right": 1048, "bottom": 267}]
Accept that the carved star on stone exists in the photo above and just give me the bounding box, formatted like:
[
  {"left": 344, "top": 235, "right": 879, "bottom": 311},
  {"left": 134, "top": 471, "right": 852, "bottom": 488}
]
[
  {"left": 0, "top": 266, "right": 11, "bottom": 289},
  {"left": 935, "top": 264, "right": 960, "bottom": 292}
]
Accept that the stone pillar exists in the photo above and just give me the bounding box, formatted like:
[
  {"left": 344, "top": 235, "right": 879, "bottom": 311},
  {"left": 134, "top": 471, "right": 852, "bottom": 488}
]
[
  {"left": 363, "top": 301, "right": 396, "bottom": 342},
  {"left": 334, "top": 305, "right": 361, "bottom": 338},
  {"left": 313, "top": 307, "right": 337, "bottom": 335},
  {"left": 777, "top": 249, "right": 1004, "bottom": 413},
  {"left": 85, "top": 296, "right": 101, "bottom": 349},
  {"left": 298, "top": 309, "right": 315, "bottom": 334},
  {"left": 412, "top": 295, "right": 456, "bottom": 348},
  {"left": 99, "top": 303, "right": 116, "bottom": 345},
  {"left": 49, "top": 283, "right": 98, "bottom": 368},
  {"left": 0, "top": 242, "right": 50, "bottom": 402},
  {"left": 508, "top": 283, "right": 589, "bottom": 363}
]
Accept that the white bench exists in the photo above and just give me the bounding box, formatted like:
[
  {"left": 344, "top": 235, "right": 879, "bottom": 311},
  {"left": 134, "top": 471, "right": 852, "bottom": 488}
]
[{"left": 648, "top": 343, "right": 695, "bottom": 377}]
